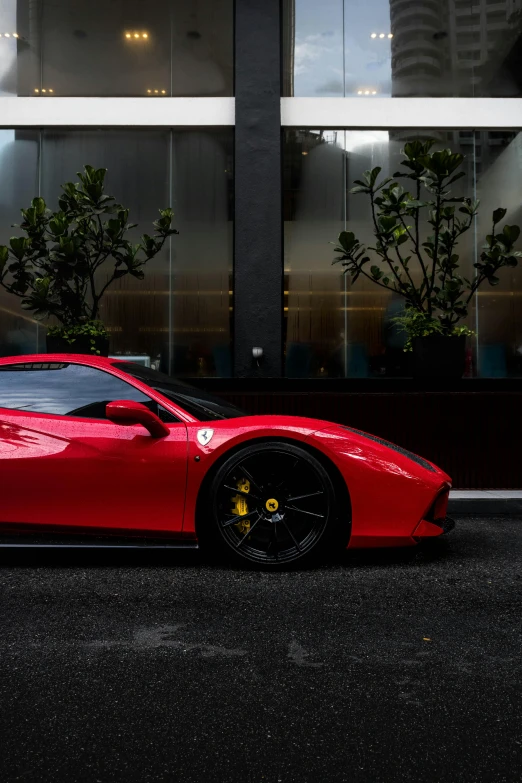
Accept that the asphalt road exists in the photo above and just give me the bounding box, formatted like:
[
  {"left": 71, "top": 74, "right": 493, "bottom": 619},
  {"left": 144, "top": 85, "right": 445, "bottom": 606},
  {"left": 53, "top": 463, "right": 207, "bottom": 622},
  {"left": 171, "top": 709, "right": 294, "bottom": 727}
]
[{"left": 0, "top": 516, "right": 521, "bottom": 783}]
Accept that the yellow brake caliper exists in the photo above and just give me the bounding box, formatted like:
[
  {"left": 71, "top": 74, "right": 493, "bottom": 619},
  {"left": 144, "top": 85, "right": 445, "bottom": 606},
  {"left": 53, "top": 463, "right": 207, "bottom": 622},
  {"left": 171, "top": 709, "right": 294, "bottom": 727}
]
[{"left": 231, "top": 477, "right": 251, "bottom": 535}]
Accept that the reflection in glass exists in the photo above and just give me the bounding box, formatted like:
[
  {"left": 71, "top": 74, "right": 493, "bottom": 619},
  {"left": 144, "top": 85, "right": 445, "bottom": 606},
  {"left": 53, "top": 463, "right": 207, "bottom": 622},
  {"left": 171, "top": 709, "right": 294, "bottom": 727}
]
[
  {"left": 0, "top": 129, "right": 233, "bottom": 377},
  {"left": 283, "top": 0, "right": 522, "bottom": 97},
  {"left": 0, "top": 363, "right": 152, "bottom": 415},
  {"left": 283, "top": 128, "right": 522, "bottom": 377},
  {"left": 41, "top": 128, "right": 172, "bottom": 368},
  {"left": 0, "top": 0, "right": 233, "bottom": 97},
  {"left": 0, "top": 130, "right": 40, "bottom": 356}
]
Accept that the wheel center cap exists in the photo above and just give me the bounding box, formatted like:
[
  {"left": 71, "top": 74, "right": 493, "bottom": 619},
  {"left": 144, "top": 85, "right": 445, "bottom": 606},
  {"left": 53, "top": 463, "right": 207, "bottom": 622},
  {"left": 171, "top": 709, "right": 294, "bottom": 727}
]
[{"left": 265, "top": 498, "right": 279, "bottom": 512}]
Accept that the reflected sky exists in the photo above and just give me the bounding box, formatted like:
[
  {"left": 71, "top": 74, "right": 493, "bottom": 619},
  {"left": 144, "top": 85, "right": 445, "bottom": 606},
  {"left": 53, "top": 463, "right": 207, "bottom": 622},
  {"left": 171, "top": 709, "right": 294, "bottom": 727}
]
[
  {"left": 286, "top": 0, "right": 522, "bottom": 98},
  {"left": 0, "top": 364, "right": 150, "bottom": 415},
  {"left": 289, "top": 0, "right": 392, "bottom": 97}
]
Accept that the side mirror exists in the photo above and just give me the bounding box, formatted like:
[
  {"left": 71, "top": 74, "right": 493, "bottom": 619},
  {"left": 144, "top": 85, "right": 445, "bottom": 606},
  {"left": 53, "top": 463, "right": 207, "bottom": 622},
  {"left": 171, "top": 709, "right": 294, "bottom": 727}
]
[{"left": 106, "top": 400, "right": 170, "bottom": 438}]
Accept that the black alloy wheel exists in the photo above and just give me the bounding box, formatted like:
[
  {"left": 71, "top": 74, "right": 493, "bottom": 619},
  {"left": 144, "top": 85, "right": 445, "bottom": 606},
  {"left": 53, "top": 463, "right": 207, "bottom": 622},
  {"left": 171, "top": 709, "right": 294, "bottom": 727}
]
[{"left": 207, "top": 442, "right": 338, "bottom": 567}]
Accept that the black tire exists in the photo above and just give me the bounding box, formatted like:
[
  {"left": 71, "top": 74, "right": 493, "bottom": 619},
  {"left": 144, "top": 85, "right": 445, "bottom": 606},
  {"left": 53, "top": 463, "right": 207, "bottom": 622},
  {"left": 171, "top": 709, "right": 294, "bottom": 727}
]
[{"left": 202, "top": 441, "right": 339, "bottom": 568}]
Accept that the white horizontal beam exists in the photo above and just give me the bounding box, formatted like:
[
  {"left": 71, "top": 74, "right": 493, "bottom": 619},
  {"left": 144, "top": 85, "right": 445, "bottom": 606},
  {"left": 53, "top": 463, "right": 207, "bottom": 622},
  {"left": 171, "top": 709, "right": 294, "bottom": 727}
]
[
  {"left": 281, "top": 98, "right": 522, "bottom": 129},
  {"left": 0, "top": 97, "right": 235, "bottom": 126}
]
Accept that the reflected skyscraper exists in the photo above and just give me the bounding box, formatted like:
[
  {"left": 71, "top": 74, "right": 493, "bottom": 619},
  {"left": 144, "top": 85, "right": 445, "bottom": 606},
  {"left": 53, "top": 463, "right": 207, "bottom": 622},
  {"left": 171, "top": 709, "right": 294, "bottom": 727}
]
[
  {"left": 389, "top": 0, "right": 522, "bottom": 97},
  {"left": 390, "top": 0, "right": 446, "bottom": 97}
]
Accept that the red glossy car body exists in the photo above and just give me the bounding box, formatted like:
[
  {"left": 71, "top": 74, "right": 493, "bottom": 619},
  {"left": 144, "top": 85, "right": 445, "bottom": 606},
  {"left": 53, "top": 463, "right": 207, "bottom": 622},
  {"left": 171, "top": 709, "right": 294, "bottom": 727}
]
[{"left": 0, "top": 354, "right": 452, "bottom": 550}]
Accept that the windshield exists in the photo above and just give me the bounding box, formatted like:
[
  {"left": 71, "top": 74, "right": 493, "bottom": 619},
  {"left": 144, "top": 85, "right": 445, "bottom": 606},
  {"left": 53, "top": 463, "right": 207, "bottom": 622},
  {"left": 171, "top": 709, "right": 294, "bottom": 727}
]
[{"left": 115, "top": 363, "right": 247, "bottom": 421}]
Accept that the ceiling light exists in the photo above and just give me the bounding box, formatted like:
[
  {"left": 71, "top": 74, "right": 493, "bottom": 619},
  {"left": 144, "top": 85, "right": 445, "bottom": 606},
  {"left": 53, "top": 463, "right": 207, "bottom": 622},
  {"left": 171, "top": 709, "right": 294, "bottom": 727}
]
[
  {"left": 161, "top": 89, "right": 166, "bottom": 94},
  {"left": 142, "top": 32, "right": 148, "bottom": 38},
  {"left": 147, "top": 89, "right": 152, "bottom": 94},
  {"left": 154, "top": 89, "right": 158, "bottom": 93},
  {"left": 364, "top": 90, "right": 370, "bottom": 95},
  {"left": 42, "top": 88, "right": 46, "bottom": 93},
  {"left": 34, "top": 88, "right": 39, "bottom": 93},
  {"left": 388, "top": 33, "right": 393, "bottom": 38},
  {"left": 13, "top": 33, "right": 19, "bottom": 38},
  {"left": 302, "top": 151, "right": 308, "bottom": 156},
  {"left": 357, "top": 90, "right": 363, "bottom": 95},
  {"left": 4, "top": 33, "right": 10, "bottom": 37},
  {"left": 134, "top": 33, "right": 139, "bottom": 38},
  {"left": 370, "top": 33, "right": 377, "bottom": 39},
  {"left": 49, "top": 88, "right": 53, "bottom": 93},
  {"left": 125, "top": 32, "right": 131, "bottom": 38},
  {"left": 379, "top": 33, "right": 385, "bottom": 38},
  {"left": 372, "top": 90, "right": 377, "bottom": 94}
]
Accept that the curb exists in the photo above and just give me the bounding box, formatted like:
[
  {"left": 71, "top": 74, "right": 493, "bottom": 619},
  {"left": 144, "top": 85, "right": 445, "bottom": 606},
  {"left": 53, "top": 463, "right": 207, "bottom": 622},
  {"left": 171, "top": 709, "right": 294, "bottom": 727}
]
[{"left": 448, "top": 491, "right": 522, "bottom": 515}]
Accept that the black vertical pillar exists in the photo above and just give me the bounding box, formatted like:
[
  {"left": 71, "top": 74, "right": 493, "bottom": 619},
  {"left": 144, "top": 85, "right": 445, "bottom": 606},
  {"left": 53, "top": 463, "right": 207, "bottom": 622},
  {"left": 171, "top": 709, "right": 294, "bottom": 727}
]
[{"left": 234, "top": 0, "right": 282, "bottom": 378}]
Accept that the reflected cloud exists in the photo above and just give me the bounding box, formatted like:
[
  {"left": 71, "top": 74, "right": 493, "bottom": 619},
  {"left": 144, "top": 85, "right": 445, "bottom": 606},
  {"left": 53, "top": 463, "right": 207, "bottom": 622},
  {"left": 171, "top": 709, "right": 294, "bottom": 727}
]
[{"left": 294, "top": 33, "right": 341, "bottom": 77}]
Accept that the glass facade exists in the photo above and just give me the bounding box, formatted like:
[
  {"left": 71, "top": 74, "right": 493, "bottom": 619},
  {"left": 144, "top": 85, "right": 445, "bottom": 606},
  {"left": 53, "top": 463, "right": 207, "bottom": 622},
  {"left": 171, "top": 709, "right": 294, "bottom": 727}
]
[
  {"left": 0, "top": 129, "right": 233, "bottom": 377},
  {"left": 283, "top": 128, "right": 522, "bottom": 377},
  {"left": 282, "top": 0, "right": 522, "bottom": 97},
  {"left": 0, "top": 0, "right": 520, "bottom": 381},
  {"left": 0, "top": 0, "right": 233, "bottom": 97}
]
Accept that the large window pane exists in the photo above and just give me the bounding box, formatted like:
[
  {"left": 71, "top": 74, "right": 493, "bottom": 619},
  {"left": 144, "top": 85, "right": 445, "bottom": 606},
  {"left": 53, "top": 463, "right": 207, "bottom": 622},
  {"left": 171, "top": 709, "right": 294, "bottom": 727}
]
[
  {"left": 170, "top": 130, "right": 233, "bottom": 378},
  {"left": 0, "top": 129, "right": 233, "bottom": 377},
  {"left": 282, "top": 0, "right": 344, "bottom": 97},
  {"left": 41, "top": 129, "right": 172, "bottom": 370},
  {"left": 283, "top": 0, "right": 522, "bottom": 97},
  {"left": 0, "top": 130, "right": 40, "bottom": 356},
  {"left": 284, "top": 128, "right": 522, "bottom": 377},
  {"left": 0, "top": 0, "right": 233, "bottom": 97},
  {"left": 475, "top": 131, "right": 522, "bottom": 376}
]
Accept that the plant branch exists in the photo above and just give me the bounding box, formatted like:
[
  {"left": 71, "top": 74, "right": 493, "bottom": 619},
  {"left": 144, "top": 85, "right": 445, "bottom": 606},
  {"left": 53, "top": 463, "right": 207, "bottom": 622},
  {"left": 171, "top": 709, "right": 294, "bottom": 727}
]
[
  {"left": 428, "top": 183, "right": 443, "bottom": 311},
  {"left": 369, "top": 191, "right": 404, "bottom": 291}
]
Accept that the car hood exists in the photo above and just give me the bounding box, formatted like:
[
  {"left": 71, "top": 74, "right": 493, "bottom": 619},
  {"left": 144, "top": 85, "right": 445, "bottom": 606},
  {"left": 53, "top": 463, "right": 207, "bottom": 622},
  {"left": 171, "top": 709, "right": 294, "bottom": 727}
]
[{"left": 306, "top": 422, "right": 451, "bottom": 485}]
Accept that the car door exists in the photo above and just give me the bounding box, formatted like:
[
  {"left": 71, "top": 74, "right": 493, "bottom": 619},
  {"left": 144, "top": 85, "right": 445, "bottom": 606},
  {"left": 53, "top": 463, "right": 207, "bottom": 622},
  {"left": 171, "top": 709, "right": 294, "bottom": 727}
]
[{"left": 0, "top": 361, "right": 188, "bottom": 535}]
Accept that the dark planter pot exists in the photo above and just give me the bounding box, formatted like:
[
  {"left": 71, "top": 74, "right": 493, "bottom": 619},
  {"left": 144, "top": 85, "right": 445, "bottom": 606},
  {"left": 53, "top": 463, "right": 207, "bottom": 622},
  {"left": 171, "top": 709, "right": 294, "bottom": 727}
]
[
  {"left": 46, "top": 333, "right": 110, "bottom": 357},
  {"left": 411, "top": 335, "right": 466, "bottom": 379}
]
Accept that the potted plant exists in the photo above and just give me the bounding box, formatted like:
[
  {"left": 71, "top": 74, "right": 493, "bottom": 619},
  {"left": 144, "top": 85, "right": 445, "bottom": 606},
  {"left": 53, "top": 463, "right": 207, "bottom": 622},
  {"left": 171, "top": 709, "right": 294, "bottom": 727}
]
[
  {"left": 0, "top": 165, "right": 178, "bottom": 355},
  {"left": 332, "top": 141, "right": 521, "bottom": 377}
]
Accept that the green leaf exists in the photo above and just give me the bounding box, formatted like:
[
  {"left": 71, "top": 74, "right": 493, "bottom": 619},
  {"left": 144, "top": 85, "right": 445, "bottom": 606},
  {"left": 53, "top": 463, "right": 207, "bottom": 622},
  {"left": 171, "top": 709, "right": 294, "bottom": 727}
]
[
  {"left": 32, "top": 197, "right": 46, "bottom": 215},
  {"left": 378, "top": 216, "right": 397, "bottom": 233},
  {"left": 492, "top": 208, "right": 507, "bottom": 225},
  {"left": 503, "top": 224, "right": 520, "bottom": 243},
  {"left": 447, "top": 171, "right": 466, "bottom": 185},
  {"left": 338, "top": 231, "right": 358, "bottom": 252},
  {"left": 0, "top": 245, "right": 8, "bottom": 271},
  {"left": 9, "top": 236, "right": 28, "bottom": 260}
]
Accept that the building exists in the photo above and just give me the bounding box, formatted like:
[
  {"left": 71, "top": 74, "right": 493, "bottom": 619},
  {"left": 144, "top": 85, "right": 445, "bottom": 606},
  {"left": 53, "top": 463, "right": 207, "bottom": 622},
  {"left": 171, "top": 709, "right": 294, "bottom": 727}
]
[{"left": 0, "top": 0, "right": 521, "bottom": 486}]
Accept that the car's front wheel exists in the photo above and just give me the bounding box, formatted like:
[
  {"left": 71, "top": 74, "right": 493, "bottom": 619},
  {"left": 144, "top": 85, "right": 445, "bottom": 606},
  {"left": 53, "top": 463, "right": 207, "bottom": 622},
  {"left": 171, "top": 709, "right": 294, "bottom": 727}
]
[{"left": 205, "top": 441, "right": 338, "bottom": 568}]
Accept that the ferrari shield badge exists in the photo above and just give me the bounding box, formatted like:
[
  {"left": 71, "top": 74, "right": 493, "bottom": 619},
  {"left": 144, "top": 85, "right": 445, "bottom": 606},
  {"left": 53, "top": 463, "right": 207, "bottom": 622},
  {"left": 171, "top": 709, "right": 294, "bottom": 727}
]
[{"left": 197, "top": 428, "right": 214, "bottom": 446}]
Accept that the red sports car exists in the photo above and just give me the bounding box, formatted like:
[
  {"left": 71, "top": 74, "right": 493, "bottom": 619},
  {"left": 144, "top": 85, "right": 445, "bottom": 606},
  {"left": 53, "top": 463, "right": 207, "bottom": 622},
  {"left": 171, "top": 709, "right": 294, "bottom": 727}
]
[{"left": 0, "top": 354, "right": 453, "bottom": 567}]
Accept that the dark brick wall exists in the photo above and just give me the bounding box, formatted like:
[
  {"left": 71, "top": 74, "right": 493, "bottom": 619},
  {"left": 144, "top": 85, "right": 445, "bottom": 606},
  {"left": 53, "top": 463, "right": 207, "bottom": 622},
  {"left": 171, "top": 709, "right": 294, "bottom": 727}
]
[{"left": 192, "top": 381, "right": 522, "bottom": 488}]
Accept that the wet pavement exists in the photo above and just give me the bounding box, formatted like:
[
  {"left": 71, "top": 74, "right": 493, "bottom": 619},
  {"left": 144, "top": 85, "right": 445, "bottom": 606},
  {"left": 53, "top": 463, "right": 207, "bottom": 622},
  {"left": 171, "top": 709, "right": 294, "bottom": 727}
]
[{"left": 0, "top": 516, "right": 521, "bottom": 782}]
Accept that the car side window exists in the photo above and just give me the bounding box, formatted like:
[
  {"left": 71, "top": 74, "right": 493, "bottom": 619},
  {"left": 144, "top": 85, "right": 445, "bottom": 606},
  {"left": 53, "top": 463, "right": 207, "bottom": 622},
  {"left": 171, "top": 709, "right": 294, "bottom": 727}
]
[{"left": 0, "top": 362, "right": 179, "bottom": 422}]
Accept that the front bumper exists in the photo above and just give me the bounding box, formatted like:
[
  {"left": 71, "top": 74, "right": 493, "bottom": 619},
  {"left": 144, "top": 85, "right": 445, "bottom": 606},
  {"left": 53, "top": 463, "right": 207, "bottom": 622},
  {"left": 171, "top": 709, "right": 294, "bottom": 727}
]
[{"left": 413, "top": 515, "right": 456, "bottom": 540}]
